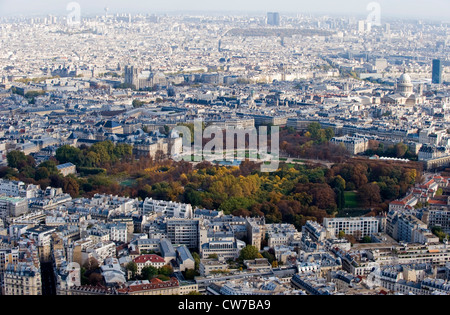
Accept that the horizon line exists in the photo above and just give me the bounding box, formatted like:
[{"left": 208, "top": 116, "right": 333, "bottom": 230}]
[{"left": 0, "top": 9, "right": 449, "bottom": 23}]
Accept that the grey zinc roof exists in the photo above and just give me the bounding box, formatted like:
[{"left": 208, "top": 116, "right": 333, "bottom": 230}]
[
  {"left": 57, "top": 162, "right": 75, "bottom": 169},
  {"left": 159, "top": 238, "right": 176, "bottom": 258},
  {"left": 177, "top": 245, "right": 194, "bottom": 262}
]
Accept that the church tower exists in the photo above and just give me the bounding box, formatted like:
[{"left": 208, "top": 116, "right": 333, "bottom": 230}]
[{"left": 124, "top": 66, "right": 139, "bottom": 89}]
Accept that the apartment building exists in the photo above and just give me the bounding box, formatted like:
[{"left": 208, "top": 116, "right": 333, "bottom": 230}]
[
  {"left": 323, "top": 217, "right": 380, "bottom": 240},
  {"left": 423, "top": 208, "right": 450, "bottom": 234},
  {"left": 0, "top": 196, "right": 28, "bottom": 219},
  {"left": 25, "top": 225, "right": 57, "bottom": 263},
  {"left": 386, "top": 211, "right": 439, "bottom": 244},
  {"left": 73, "top": 240, "right": 116, "bottom": 266},
  {"left": 142, "top": 198, "right": 193, "bottom": 218},
  {"left": 0, "top": 179, "right": 26, "bottom": 197},
  {"left": 3, "top": 262, "right": 42, "bottom": 295},
  {"left": 302, "top": 220, "right": 333, "bottom": 243},
  {"left": 266, "top": 223, "right": 301, "bottom": 248}
]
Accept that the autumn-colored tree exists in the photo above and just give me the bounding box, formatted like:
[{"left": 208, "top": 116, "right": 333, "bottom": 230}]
[
  {"left": 394, "top": 143, "right": 408, "bottom": 158},
  {"left": 358, "top": 183, "right": 382, "bottom": 207},
  {"left": 63, "top": 177, "right": 80, "bottom": 198},
  {"left": 83, "top": 257, "right": 99, "bottom": 271},
  {"left": 88, "top": 273, "right": 103, "bottom": 286}
]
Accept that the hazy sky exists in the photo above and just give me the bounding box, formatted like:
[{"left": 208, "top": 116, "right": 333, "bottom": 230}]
[{"left": 0, "top": 0, "right": 449, "bottom": 20}]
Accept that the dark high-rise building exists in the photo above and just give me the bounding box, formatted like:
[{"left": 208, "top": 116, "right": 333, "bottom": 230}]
[
  {"left": 267, "top": 12, "right": 280, "bottom": 26},
  {"left": 432, "top": 59, "right": 443, "bottom": 84}
]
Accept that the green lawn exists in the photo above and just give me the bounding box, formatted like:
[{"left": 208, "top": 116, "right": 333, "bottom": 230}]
[
  {"left": 344, "top": 191, "right": 359, "bottom": 208},
  {"left": 120, "top": 179, "right": 136, "bottom": 187}
]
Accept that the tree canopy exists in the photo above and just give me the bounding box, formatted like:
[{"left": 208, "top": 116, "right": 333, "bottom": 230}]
[{"left": 239, "top": 245, "right": 263, "bottom": 261}]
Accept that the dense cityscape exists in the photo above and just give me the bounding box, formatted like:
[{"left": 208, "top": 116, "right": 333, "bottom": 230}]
[{"left": 0, "top": 1, "right": 450, "bottom": 298}]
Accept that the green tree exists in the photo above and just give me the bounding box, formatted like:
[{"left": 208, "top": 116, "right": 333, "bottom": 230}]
[
  {"left": 39, "top": 160, "right": 59, "bottom": 175},
  {"left": 90, "top": 141, "right": 115, "bottom": 164},
  {"left": 159, "top": 265, "right": 174, "bottom": 277},
  {"left": 307, "top": 122, "right": 328, "bottom": 144},
  {"left": 261, "top": 251, "right": 276, "bottom": 263},
  {"left": 113, "top": 143, "right": 133, "bottom": 159},
  {"left": 7, "top": 151, "right": 27, "bottom": 169},
  {"left": 83, "top": 151, "right": 101, "bottom": 167},
  {"left": 184, "top": 269, "right": 198, "bottom": 280},
  {"left": 336, "top": 188, "right": 345, "bottom": 210},
  {"left": 432, "top": 226, "right": 449, "bottom": 242},
  {"left": 239, "top": 245, "right": 262, "bottom": 261},
  {"left": 141, "top": 266, "right": 158, "bottom": 280},
  {"left": 219, "top": 197, "right": 256, "bottom": 215},
  {"left": 324, "top": 128, "right": 335, "bottom": 141},
  {"left": 332, "top": 175, "right": 346, "bottom": 191},
  {"left": 21, "top": 165, "right": 36, "bottom": 179},
  {"left": 132, "top": 99, "right": 146, "bottom": 108},
  {"left": 126, "top": 262, "right": 138, "bottom": 278},
  {"left": 307, "top": 122, "right": 322, "bottom": 138},
  {"left": 56, "top": 145, "right": 82, "bottom": 165},
  {"left": 35, "top": 167, "right": 50, "bottom": 181},
  {"left": 192, "top": 252, "right": 201, "bottom": 271},
  {"left": 80, "top": 267, "right": 89, "bottom": 285},
  {"left": 157, "top": 274, "right": 170, "bottom": 281}
]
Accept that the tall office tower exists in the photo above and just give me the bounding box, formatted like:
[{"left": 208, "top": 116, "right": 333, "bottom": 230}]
[
  {"left": 432, "top": 59, "right": 443, "bottom": 84},
  {"left": 358, "top": 20, "right": 365, "bottom": 33},
  {"left": 267, "top": 12, "right": 280, "bottom": 26},
  {"left": 385, "top": 23, "right": 391, "bottom": 33},
  {"left": 166, "top": 218, "right": 200, "bottom": 250}
]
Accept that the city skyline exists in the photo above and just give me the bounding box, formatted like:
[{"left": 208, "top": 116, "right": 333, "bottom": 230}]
[
  {"left": 0, "top": 0, "right": 449, "bottom": 21},
  {"left": 0, "top": 0, "right": 449, "bottom": 299}
]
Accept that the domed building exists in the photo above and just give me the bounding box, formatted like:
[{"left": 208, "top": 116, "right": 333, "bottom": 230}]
[
  {"left": 382, "top": 73, "right": 425, "bottom": 106},
  {"left": 397, "top": 73, "right": 414, "bottom": 97}
]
